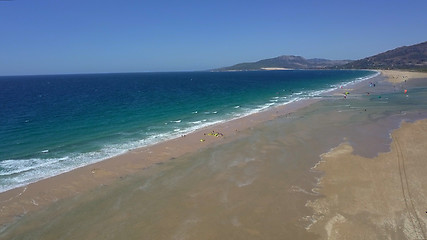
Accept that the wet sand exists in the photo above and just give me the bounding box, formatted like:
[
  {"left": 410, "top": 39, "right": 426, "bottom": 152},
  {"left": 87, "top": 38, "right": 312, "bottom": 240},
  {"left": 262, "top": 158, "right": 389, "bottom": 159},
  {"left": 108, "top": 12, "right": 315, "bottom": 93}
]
[{"left": 1, "top": 70, "right": 427, "bottom": 239}]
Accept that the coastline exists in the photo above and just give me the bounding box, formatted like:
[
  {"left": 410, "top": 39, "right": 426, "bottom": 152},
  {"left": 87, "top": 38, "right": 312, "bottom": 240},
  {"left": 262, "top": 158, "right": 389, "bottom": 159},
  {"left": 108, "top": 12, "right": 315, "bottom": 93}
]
[
  {"left": 0, "top": 70, "right": 375, "bottom": 194},
  {"left": 0, "top": 70, "right": 376, "bottom": 226},
  {"left": 0, "top": 92, "right": 319, "bottom": 227},
  {"left": 0, "top": 71, "right": 377, "bottom": 192},
  {"left": 1, "top": 70, "right": 426, "bottom": 239}
]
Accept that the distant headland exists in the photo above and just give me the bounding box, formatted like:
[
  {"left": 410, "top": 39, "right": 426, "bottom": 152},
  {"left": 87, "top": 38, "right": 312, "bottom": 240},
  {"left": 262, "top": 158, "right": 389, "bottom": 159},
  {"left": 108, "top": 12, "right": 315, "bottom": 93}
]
[{"left": 215, "top": 41, "right": 427, "bottom": 72}]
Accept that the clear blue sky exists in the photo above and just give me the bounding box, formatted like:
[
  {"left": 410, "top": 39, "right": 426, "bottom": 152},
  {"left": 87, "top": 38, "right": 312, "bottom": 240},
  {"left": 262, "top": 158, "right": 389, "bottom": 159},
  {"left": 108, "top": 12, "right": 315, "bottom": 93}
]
[{"left": 1, "top": 0, "right": 426, "bottom": 75}]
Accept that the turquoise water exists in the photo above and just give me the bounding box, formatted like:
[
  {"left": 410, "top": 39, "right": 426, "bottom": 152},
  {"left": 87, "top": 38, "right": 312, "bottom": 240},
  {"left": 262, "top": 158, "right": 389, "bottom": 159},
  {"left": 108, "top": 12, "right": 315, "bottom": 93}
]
[{"left": 0, "top": 70, "right": 376, "bottom": 192}]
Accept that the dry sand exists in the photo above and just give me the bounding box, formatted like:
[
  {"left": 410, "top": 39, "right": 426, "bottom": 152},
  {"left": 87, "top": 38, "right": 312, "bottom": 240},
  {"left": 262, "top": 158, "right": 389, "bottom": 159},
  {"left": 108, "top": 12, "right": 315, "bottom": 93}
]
[
  {"left": 381, "top": 70, "right": 427, "bottom": 84},
  {"left": 307, "top": 119, "right": 427, "bottom": 240}
]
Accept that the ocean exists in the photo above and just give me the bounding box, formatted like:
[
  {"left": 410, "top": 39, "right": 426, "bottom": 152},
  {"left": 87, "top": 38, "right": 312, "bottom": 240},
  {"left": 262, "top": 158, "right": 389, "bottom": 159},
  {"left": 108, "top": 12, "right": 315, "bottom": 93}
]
[{"left": 0, "top": 70, "right": 376, "bottom": 192}]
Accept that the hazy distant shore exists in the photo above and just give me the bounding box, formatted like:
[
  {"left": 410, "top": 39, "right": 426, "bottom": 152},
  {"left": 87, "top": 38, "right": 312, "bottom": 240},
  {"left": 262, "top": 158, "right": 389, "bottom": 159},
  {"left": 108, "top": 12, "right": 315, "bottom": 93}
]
[{"left": 1, "top": 70, "right": 427, "bottom": 239}]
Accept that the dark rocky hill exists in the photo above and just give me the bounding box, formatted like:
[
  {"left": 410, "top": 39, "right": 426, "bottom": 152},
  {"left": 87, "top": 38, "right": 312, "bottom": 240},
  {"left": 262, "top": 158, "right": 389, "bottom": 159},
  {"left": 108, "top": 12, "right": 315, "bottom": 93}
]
[{"left": 340, "top": 41, "right": 427, "bottom": 71}]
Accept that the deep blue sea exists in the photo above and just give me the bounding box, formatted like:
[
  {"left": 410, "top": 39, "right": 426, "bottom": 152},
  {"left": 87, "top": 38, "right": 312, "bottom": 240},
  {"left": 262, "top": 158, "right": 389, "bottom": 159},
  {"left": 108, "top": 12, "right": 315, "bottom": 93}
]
[{"left": 0, "top": 70, "right": 376, "bottom": 192}]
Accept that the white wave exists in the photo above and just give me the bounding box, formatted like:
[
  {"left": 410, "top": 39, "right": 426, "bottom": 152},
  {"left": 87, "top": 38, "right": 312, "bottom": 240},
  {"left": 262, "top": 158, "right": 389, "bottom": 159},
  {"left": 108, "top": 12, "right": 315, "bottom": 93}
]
[
  {"left": 313, "top": 71, "right": 379, "bottom": 98},
  {"left": 170, "top": 120, "right": 181, "bottom": 123},
  {"left": 204, "top": 111, "right": 218, "bottom": 114},
  {"left": 0, "top": 157, "right": 69, "bottom": 177},
  {"left": 1, "top": 116, "right": 234, "bottom": 193},
  {"left": 333, "top": 71, "right": 380, "bottom": 90}
]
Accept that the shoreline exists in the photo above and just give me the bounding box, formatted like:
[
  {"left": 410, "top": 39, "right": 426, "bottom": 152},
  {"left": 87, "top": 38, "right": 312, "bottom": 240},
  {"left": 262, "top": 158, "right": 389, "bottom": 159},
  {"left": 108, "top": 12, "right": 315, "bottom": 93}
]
[
  {"left": 0, "top": 71, "right": 378, "bottom": 226},
  {"left": 0, "top": 69, "right": 416, "bottom": 229},
  {"left": 0, "top": 70, "right": 377, "bottom": 194},
  {"left": 0, "top": 92, "right": 320, "bottom": 226},
  {"left": 0, "top": 70, "right": 378, "bottom": 192}
]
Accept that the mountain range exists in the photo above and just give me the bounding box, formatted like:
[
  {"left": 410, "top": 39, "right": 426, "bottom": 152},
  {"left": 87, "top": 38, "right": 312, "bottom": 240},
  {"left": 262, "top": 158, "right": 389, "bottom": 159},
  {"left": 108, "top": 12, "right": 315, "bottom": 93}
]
[
  {"left": 216, "top": 41, "right": 427, "bottom": 72},
  {"left": 216, "top": 56, "right": 352, "bottom": 71}
]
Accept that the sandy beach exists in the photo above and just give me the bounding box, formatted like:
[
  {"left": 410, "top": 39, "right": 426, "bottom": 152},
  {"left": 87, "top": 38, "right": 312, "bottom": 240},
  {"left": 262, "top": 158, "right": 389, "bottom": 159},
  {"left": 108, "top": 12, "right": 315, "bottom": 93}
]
[
  {"left": 0, "top": 93, "right": 318, "bottom": 228},
  {"left": 381, "top": 70, "right": 427, "bottom": 84},
  {"left": 307, "top": 119, "right": 427, "bottom": 240},
  {"left": 1, "top": 70, "right": 427, "bottom": 239}
]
